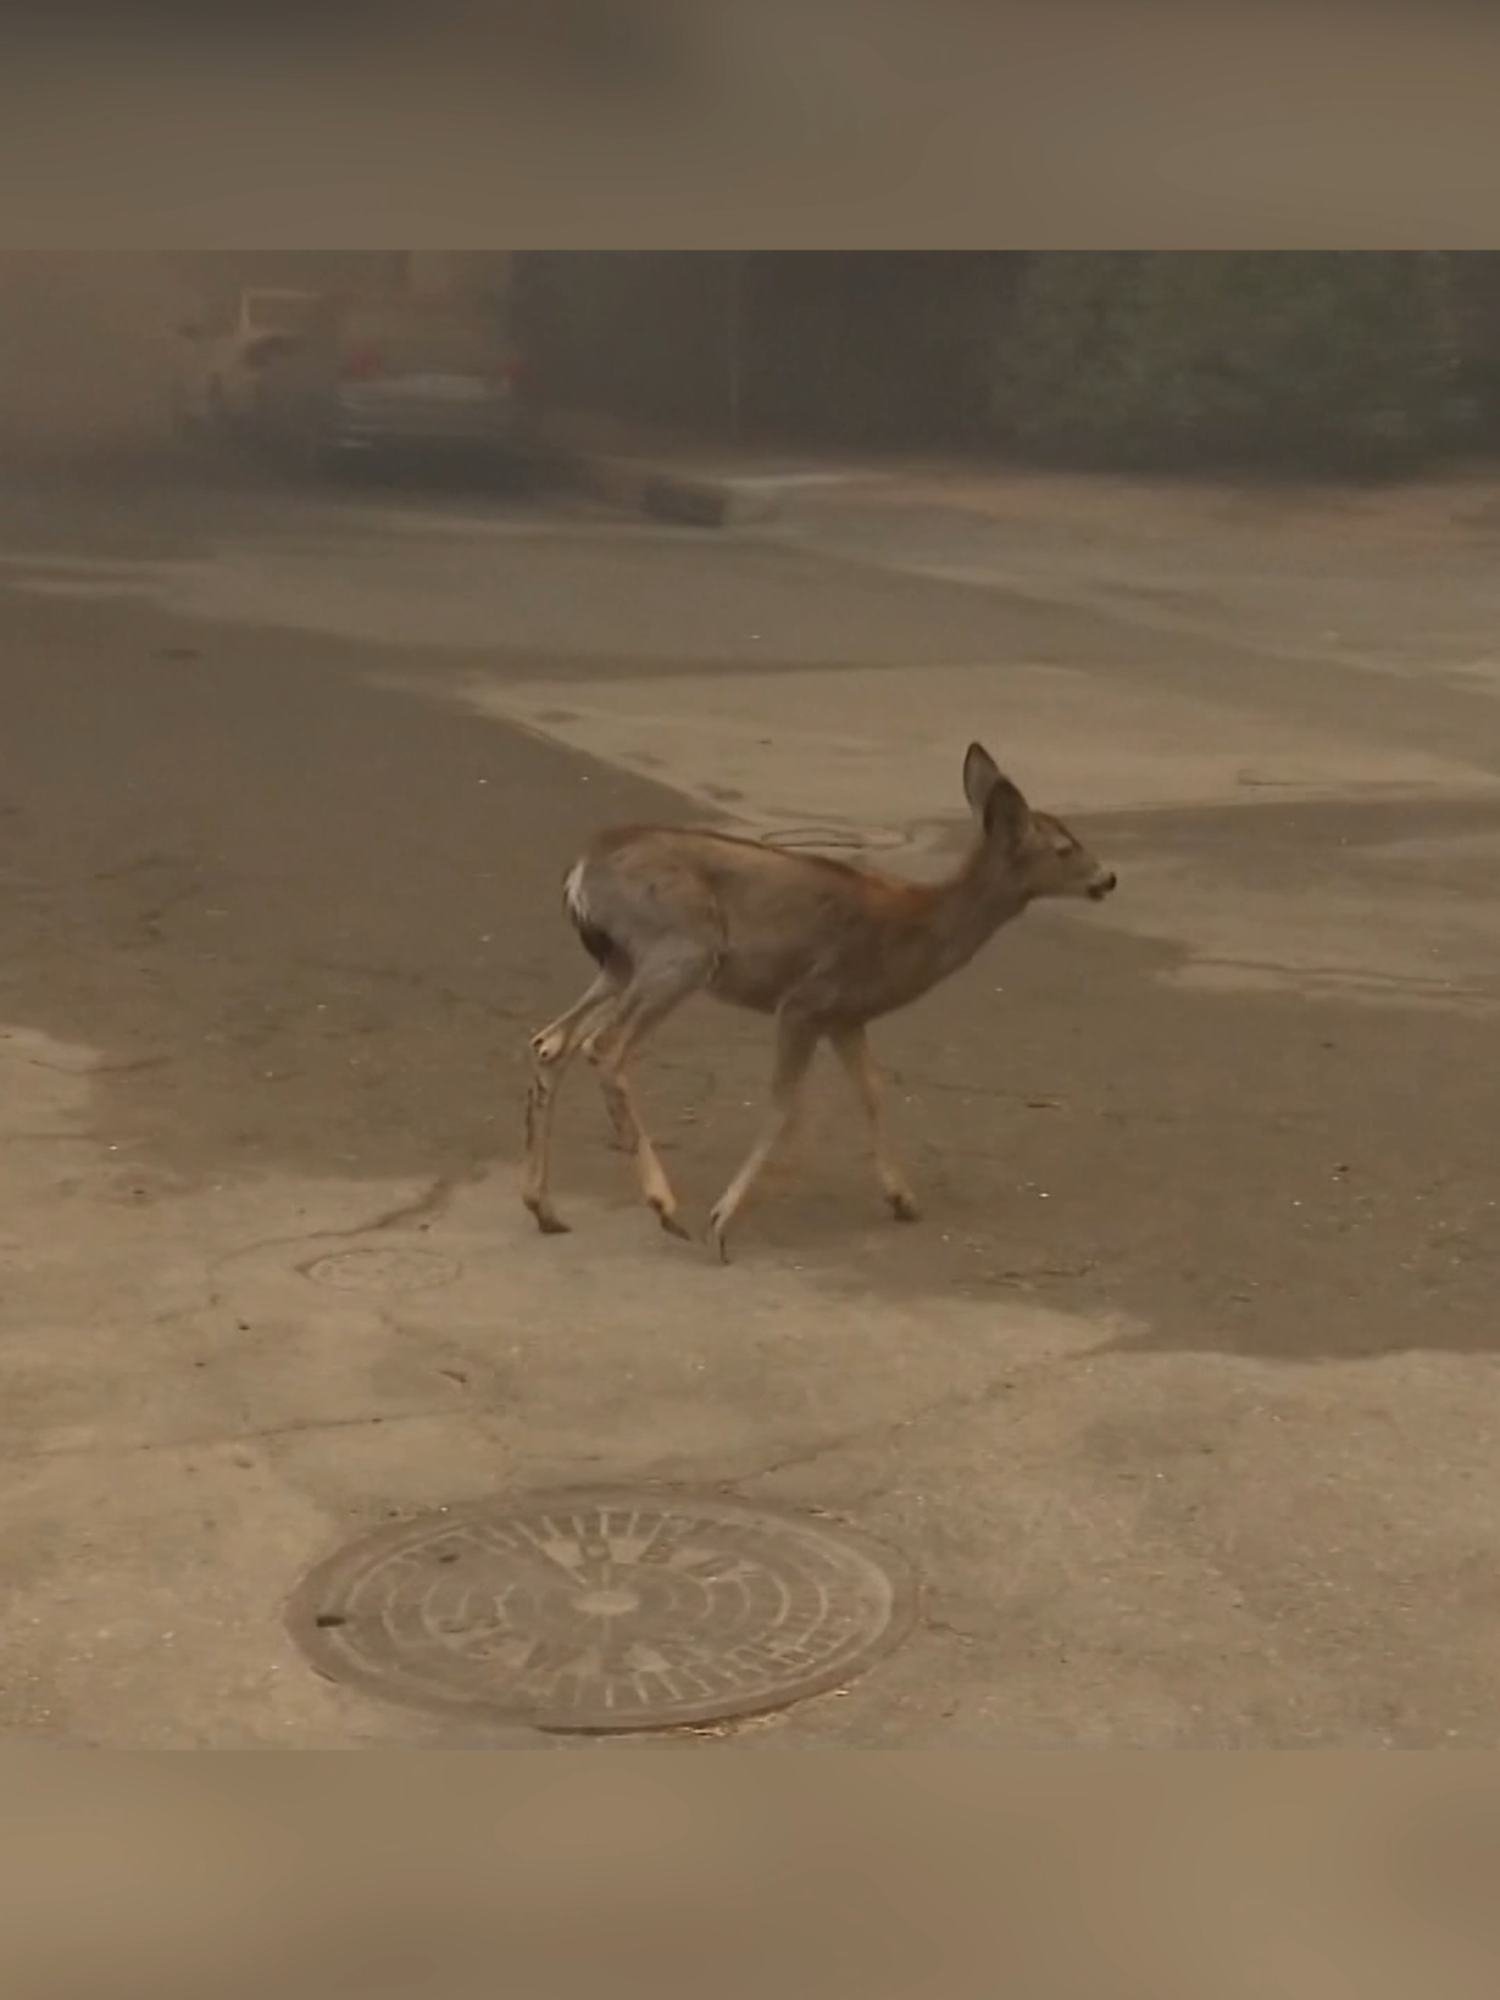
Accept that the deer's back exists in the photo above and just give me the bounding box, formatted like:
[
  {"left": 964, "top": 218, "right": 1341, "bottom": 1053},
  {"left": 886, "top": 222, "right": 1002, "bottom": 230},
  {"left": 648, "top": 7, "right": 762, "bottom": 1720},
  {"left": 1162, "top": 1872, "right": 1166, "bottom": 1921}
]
[{"left": 576, "top": 824, "right": 935, "bottom": 1019}]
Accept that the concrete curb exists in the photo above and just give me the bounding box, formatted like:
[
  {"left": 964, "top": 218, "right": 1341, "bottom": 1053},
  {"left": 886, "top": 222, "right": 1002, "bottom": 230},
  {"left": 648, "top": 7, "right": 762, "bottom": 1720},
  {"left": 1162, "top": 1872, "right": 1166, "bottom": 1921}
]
[{"left": 542, "top": 445, "right": 785, "bottom": 528}]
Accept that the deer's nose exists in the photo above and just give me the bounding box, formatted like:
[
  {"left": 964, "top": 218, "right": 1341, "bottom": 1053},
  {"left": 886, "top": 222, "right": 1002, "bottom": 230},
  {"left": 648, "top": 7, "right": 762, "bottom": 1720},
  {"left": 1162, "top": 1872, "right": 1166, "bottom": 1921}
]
[{"left": 1088, "top": 869, "right": 1117, "bottom": 900}]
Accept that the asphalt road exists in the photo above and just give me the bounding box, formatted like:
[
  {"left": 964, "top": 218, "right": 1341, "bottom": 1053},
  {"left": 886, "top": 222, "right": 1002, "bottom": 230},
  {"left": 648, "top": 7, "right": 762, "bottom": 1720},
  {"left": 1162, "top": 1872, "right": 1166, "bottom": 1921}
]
[{"left": 3, "top": 424, "right": 1500, "bottom": 1749}]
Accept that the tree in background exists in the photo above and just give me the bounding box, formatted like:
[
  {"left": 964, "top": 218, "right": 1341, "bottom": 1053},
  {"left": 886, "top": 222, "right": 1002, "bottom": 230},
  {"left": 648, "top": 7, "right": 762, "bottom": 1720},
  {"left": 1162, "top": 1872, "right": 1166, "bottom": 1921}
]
[{"left": 992, "top": 252, "right": 1467, "bottom": 474}]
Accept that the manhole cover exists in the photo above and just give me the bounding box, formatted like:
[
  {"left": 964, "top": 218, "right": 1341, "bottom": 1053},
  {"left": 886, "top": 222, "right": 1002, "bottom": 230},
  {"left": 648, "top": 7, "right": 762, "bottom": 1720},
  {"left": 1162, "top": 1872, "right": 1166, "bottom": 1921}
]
[
  {"left": 302, "top": 1247, "right": 460, "bottom": 1293},
  {"left": 287, "top": 1490, "right": 916, "bottom": 1733}
]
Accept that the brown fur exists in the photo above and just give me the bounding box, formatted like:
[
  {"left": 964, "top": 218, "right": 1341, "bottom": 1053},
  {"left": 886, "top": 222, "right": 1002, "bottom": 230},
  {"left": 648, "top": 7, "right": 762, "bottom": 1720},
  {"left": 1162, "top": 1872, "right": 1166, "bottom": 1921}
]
[{"left": 522, "top": 743, "right": 1117, "bottom": 1258}]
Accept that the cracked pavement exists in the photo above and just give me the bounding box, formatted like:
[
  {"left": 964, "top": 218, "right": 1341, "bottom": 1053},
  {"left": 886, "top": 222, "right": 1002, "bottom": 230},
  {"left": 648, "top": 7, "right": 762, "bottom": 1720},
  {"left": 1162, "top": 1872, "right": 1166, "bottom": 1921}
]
[{"left": 4, "top": 315, "right": 1500, "bottom": 1742}]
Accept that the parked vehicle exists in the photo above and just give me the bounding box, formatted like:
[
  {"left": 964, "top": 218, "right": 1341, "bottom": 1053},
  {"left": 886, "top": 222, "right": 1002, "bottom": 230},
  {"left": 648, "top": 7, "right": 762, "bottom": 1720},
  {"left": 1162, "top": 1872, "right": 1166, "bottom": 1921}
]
[
  {"left": 248, "top": 291, "right": 532, "bottom": 478},
  {"left": 169, "top": 287, "right": 327, "bottom": 441}
]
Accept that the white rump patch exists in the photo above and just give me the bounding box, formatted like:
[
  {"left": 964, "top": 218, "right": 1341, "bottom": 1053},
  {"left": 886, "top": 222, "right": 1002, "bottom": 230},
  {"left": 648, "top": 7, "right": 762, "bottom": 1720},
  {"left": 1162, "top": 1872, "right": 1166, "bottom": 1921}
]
[{"left": 562, "top": 858, "right": 590, "bottom": 926}]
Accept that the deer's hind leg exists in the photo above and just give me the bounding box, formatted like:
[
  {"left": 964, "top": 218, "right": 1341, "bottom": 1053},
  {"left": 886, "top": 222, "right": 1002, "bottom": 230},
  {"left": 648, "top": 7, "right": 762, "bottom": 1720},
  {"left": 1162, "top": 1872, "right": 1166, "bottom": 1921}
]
[
  {"left": 530, "top": 973, "right": 617, "bottom": 1067},
  {"left": 523, "top": 971, "right": 620, "bottom": 1235},
  {"left": 584, "top": 942, "right": 717, "bottom": 1240}
]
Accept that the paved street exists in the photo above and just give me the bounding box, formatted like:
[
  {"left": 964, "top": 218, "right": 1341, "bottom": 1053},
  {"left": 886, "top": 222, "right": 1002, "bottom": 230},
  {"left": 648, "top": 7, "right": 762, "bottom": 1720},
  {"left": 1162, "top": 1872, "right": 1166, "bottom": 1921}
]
[{"left": 3, "top": 399, "right": 1500, "bottom": 1746}]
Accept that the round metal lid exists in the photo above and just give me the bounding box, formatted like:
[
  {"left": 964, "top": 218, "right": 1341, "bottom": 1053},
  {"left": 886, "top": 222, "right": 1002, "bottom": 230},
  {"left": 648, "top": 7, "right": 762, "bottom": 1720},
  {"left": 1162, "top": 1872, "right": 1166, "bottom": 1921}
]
[{"left": 288, "top": 1489, "right": 917, "bottom": 1733}]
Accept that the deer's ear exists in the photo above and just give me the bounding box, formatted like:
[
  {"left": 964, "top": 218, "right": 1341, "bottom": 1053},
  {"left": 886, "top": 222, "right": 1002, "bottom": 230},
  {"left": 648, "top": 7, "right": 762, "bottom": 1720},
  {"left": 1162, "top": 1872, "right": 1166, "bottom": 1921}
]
[
  {"left": 964, "top": 743, "right": 1030, "bottom": 843},
  {"left": 982, "top": 774, "right": 1031, "bottom": 847},
  {"left": 962, "top": 741, "right": 1002, "bottom": 818}
]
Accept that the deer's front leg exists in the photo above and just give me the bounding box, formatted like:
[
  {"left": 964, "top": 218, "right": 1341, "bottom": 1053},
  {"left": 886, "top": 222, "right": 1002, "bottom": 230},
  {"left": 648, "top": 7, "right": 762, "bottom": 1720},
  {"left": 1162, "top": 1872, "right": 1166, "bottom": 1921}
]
[
  {"left": 708, "top": 1012, "right": 822, "bottom": 1262},
  {"left": 829, "top": 1024, "right": 920, "bottom": 1222}
]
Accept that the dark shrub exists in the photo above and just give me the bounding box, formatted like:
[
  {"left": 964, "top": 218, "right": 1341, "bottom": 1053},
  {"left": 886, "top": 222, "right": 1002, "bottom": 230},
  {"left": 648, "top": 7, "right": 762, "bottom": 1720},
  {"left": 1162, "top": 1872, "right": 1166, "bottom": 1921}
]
[{"left": 993, "top": 253, "right": 1466, "bottom": 475}]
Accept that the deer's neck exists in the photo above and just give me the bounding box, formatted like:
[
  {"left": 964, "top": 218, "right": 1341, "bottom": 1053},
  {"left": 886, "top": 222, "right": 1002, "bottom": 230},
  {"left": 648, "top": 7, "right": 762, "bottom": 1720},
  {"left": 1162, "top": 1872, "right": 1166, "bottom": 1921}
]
[
  {"left": 874, "top": 842, "right": 1029, "bottom": 1013},
  {"left": 937, "top": 843, "right": 1030, "bottom": 966}
]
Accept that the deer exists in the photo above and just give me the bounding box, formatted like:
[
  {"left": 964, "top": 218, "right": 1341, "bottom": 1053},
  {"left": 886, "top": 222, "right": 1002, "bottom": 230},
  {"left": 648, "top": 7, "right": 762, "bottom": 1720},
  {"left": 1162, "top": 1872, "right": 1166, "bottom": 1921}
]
[{"left": 522, "top": 742, "right": 1117, "bottom": 1261}]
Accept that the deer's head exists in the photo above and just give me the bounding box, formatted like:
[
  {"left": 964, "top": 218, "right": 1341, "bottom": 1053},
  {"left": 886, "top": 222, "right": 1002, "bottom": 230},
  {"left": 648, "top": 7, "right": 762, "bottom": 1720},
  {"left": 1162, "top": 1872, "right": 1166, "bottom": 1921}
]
[{"left": 963, "top": 742, "right": 1117, "bottom": 904}]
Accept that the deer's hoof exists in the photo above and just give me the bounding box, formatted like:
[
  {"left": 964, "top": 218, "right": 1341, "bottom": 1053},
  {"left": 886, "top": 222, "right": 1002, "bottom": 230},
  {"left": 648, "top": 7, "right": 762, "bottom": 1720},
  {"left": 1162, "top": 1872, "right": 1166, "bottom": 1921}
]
[
  {"left": 524, "top": 1196, "right": 571, "bottom": 1236},
  {"left": 888, "top": 1192, "right": 921, "bottom": 1224},
  {"left": 653, "top": 1202, "right": 692, "bottom": 1241}
]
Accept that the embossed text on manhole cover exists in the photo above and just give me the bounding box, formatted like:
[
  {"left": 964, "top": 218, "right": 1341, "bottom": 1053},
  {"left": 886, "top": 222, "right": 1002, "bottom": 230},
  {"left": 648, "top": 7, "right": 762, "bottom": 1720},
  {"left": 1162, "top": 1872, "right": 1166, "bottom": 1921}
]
[
  {"left": 302, "top": 1247, "right": 460, "bottom": 1293},
  {"left": 287, "top": 1490, "right": 917, "bottom": 1732}
]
